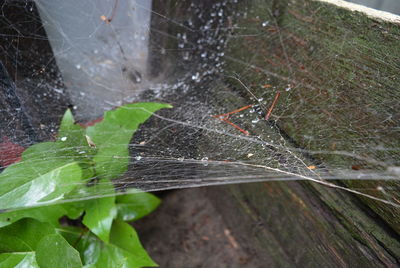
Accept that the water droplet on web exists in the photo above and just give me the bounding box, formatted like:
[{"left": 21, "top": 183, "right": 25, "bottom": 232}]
[
  {"left": 262, "top": 21, "right": 269, "bottom": 27},
  {"left": 183, "top": 52, "right": 190, "bottom": 60},
  {"left": 135, "top": 156, "right": 142, "bottom": 161},
  {"left": 387, "top": 166, "right": 400, "bottom": 176},
  {"left": 192, "top": 72, "right": 200, "bottom": 81},
  {"left": 201, "top": 157, "right": 209, "bottom": 166},
  {"left": 178, "top": 157, "right": 184, "bottom": 162},
  {"left": 76, "top": 64, "right": 81, "bottom": 69},
  {"left": 60, "top": 136, "right": 67, "bottom": 141}
]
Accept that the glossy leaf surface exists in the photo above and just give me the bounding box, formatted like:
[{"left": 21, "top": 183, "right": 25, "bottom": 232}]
[
  {"left": 0, "top": 161, "right": 82, "bottom": 210},
  {"left": 86, "top": 102, "right": 171, "bottom": 180},
  {"left": 82, "top": 179, "right": 117, "bottom": 243},
  {"left": 116, "top": 190, "right": 161, "bottom": 222},
  {"left": 0, "top": 218, "right": 55, "bottom": 252},
  {"left": 36, "top": 233, "right": 83, "bottom": 268},
  {"left": 0, "top": 252, "right": 39, "bottom": 268}
]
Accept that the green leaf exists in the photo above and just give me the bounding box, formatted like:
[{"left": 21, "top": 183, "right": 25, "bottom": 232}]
[
  {"left": 57, "top": 109, "right": 94, "bottom": 161},
  {"left": 116, "top": 190, "right": 161, "bottom": 222},
  {"left": 0, "top": 205, "right": 67, "bottom": 228},
  {"left": 58, "top": 109, "right": 85, "bottom": 142},
  {"left": 107, "top": 220, "right": 157, "bottom": 268},
  {"left": 86, "top": 102, "right": 171, "bottom": 180},
  {"left": 22, "top": 142, "right": 62, "bottom": 161},
  {"left": 58, "top": 226, "right": 101, "bottom": 266},
  {"left": 0, "top": 252, "right": 39, "bottom": 268},
  {"left": 21, "top": 110, "right": 93, "bottom": 176},
  {"left": 82, "top": 179, "right": 117, "bottom": 243},
  {"left": 36, "top": 233, "right": 83, "bottom": 268},
  {"left": 58, "top": 221, "right": 157, "bottom": 268},
  {"left": 0, "top": 161, "right": 82, "bottom": 210},
  {"left": 0, "top": 218, "right": 56, "bottom": 253}
]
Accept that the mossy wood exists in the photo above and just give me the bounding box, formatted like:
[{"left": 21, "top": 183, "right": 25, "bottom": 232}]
[{"left": 150, "top": 0, "right": 400, "bottom": 266}]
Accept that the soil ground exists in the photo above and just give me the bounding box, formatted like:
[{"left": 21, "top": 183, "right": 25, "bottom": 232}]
[{"left": 134, "top": 187, "right": 264, "bottom": 268}]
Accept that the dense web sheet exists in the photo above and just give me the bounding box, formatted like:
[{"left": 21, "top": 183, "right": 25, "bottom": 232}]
[{"left": 0, "top": 0, "right": 399, "bottom": 212}]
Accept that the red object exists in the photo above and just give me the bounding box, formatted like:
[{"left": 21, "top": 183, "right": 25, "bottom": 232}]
[
  {"left": 0, "top": 137, "right": 25, "bottom": 167},
  {"left": 79, "top": 117, "right": 104, "bottom": 128}
]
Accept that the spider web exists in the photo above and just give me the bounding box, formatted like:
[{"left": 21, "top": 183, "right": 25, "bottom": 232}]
[{"left": 0, "top": 0, "right": 399, "bottom": 212}]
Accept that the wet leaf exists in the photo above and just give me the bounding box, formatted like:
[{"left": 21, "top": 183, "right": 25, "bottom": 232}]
[
  {"left": 59, "top": 226, "right": 101, "bottom": 266},
  {"left": 58, "top": 109, "right": 92, "bottom": 156},
  {"left": 116, "top": 190, "right": 161, "bottom": 222},
  {"left": 0, "top": 204, "right": 67, "bottom": 228},
  {"left": 82, "top": 179, "right": 117, "bottom": 243},
  {"left": 0, "top": 161, "right": 82, "bottom": 210},
  {"left": 0, "top": 252, "right": 39, "bottom": 267},
  {"left": 86, "top": 102, "right": 171, "bottom": 180},
  {"left": 59, "top": 221, "right": 157, "bottom": 268},
  {"left": 0, "top": 218, "right": 55, "bottom": 252},
  {"left": 36, "top": 233, "right": 82, "bottom": 268},
  {"left": 107, "top": 220, "right": 157, "bottom": 268}
]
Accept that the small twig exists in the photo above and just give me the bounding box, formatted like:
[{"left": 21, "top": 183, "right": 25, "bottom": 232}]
[
  {"left": 265, "top": 91, "right": 281, "bottom": 120},
  {"left": 221, "top": 118, "right": 250, "bottom": 136},
  {"left": 212, "top": 105, "right": 252, "bottom": 119}
]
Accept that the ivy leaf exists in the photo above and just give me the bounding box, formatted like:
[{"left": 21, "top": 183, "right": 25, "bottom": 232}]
[
  {"left": 82, "top": 179, "right": 117, "bottom": 243},
  {"left": 86, "top": 102, "right": 171, "bottom": 180},
  {"left": 58, "top": 109, "right": 85, "bottom": 143},
  {"left": 21, "top": 110, "right": 93, "bottom": 178},
  {"left": 0, "top": 222, "right": 82, "bottom": 268},
  {"left": 59, "top": 226, "right": 101, "bottom": 266},
  {"left": 0, "top": 252, "right": 39, "bottom": 267},
  {"left": 59, "top": 221, "right": 157, "bottom": 268},
  {"left": 0, "top": 204, "right": 67, "bottom": 228},
  {"left": 116, "top": 190, "right": 161, "bottom": 222},
  {"left": 106, "top": 220, "right": 157, "bottom": 268},
  {"left": 36, "top": 233, "right": 83, "bottom": 268},
  {"left": 0, "top": 161, "right": 82, "bottom": 210},
  {"left": 57, "top": 109, "right": 93, "bottom": 160},
  {"left": 22, "top": 142, "right": 63, "bottom": 160},
  {"left": 0, "top": 218, "right": 55, "bottom": 253}
]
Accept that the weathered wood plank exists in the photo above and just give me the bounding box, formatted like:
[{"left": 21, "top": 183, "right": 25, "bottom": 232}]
[
  {"left": 147, "top": 0, "right": 400, "bottom": 266},
  {"left": 224, "top": 0, "right": 400, "bottom": 233}
]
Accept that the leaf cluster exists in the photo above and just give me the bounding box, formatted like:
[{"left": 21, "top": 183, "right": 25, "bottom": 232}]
[{"left": 0, "top": 103, "right": 171, "bottom": 267}]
